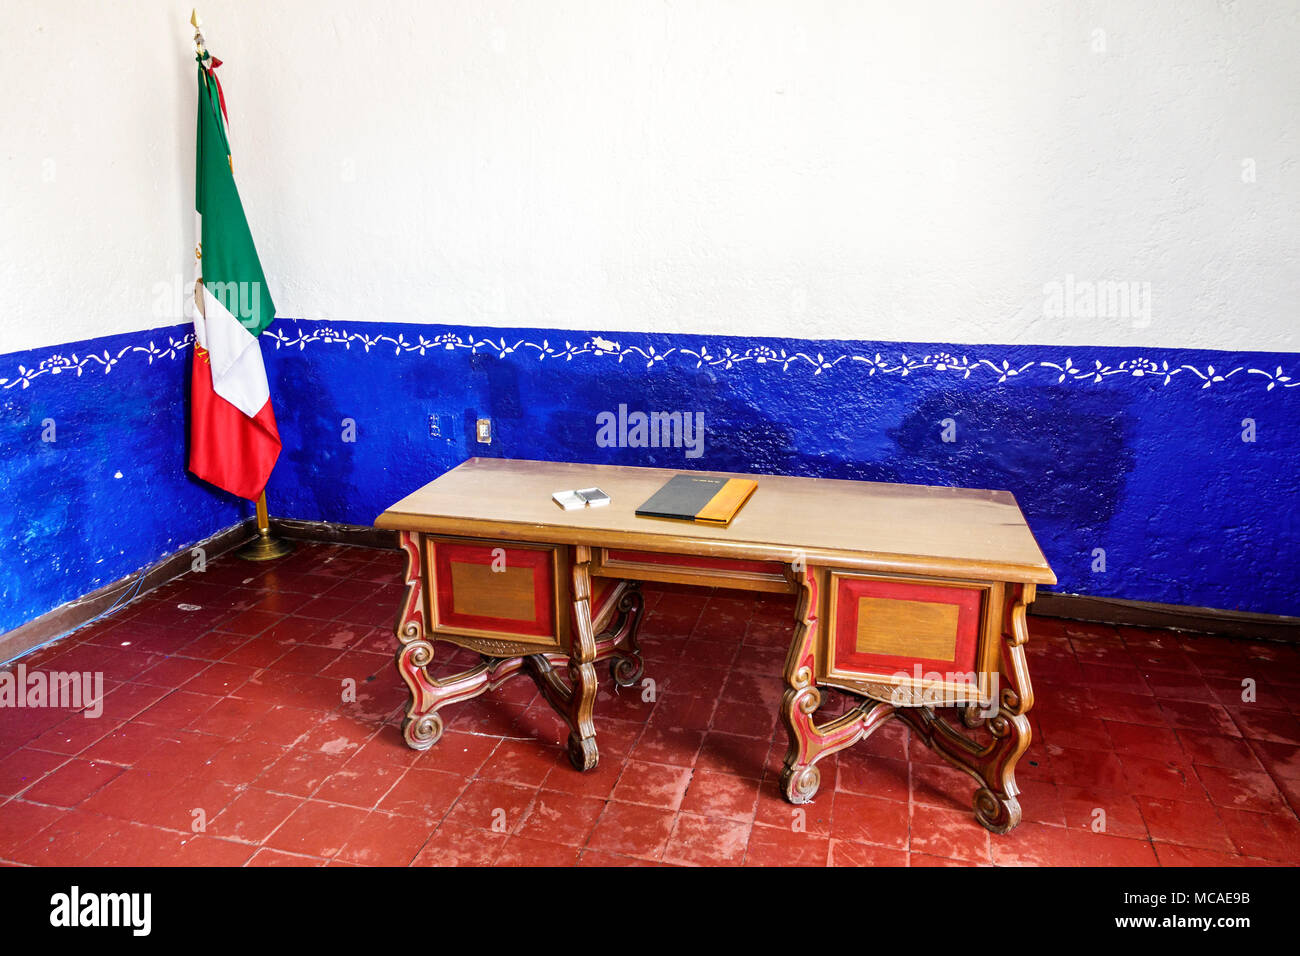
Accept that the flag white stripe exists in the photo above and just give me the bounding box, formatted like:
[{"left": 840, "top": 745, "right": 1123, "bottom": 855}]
[{"left": 197, "top": 287, "right": 271, "bottom": 418}]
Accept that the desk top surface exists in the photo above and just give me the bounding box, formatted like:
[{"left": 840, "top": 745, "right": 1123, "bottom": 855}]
[{"left": 375, "top": 458, "right": 1056, "bottom": 585}]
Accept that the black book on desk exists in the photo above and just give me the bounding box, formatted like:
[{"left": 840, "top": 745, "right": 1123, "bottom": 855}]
[{"left": 635, "top": 474, "right": 758, "bottom": 527}]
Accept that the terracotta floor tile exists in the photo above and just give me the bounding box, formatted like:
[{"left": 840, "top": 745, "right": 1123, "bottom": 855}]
[
  {"left": 1217, "top": 807, "right": 1300, "bottom": 863},
  {"left": 909, "top": 852, "right": 976, "bottom": 866},
  {"left": 0, "top": 748, "right": 68, "bottom": 797},
  {"left": 693, "top": 731, "right": 770, "bottom": 777},
  {"left": 1195, "top": 765, "right": 1288, "bottom": 813},
  {"left": 1065, "top": 829, "right": 1159, "bottom": 866},
  {"left": 679, "top": 769, "right": 760, "bottom": 822},
  {"left": 444, "top": 779, "right": 537, "bottom": 835},
  {"left": 710, "top": 698, "right": 778, "bottom": 738},
  {"left": 376, "top": 767, "right": 467, "bottom": 823},
  {"left": 1103, "top": 720, "right": 1184, "bottom": 762},
  {"left": 541, "top": 757, "right": 622, "bottom": 800},
  {"left": 20, "top": 758, "right": 124, "bottom": 808},
  {"left": 743, "top": 823, "right": 830, "bottom": 866},
  {"left": 78, "top": 767, "right": 184, "bottom": 822},
  {"left": 836, "top": 753, "right": 909, "bottom": 802},
  {"left": 417, "top": 730, "right": 500, "bottom": 777},
  {"left": 516, "top": 789, "right": 606, "bottom": 847},
  {"left": 827, "top": 840, "right": 909, "bottom": 866},
  {"left": 753, "top": 776, "right": 833, "bottom": 835},
  {"left": 1159, "top": 700, "right": 1240, "bottom": 737},
  {"left": 478, "top": 740, "right": 566, "bottom": 789},
  {"left": 611, "top": 760, "right": 692, "bottom": 810},
  {"left": 1153, "top": 843, "right": 1264, "bottom": 866},
  {"left": 1248, "top": 739, "right": 1300, "bottom": 780},
  {"left": 209, "top": 788, "right": 305, "bottom": 844},
  {"left": 246, "top": 847, "right": 325, "bottom": 866},
  {"left": 81, "top": 822, "right": 192, "bottom": 866},
  {"left": 1047, "top": 746, "right": 1128, "bottom": 792},
  {"left": 662, "top": 812, "right": 751, "bottom": 866},
  {"left": 829, "top": 792, "right": 909, "bottom": 849},
  {"left": 337, "top": 810, "right": 434, "bottom": 866},
  {"left": 263, "top": 799, "right": 367, "bottom": 859},
  {"left": 576, "top": 848, "right": 659, "bottom": 866},
  {"left": 989, "top": 821, "right": 1078, "bottom": 866},
  {"left": 909, "top": 803, "right": 992, "bottom": 863},
  {"left": 27, "top": 715, "right": 121, "bottom": 757},
  {"left": 1055, "top": 785, "right": 1148, "bottom": 839},
  {"left": 496, "top": 835, "right": 583, "bottom": 866},
  {"left": 10, "top": 809, "right": 123, "bottom": 866},
  {"left": 1177, "top": 731, "right": 1266, "bottom": 771},
  {"left": 586, "top": 802, "right": 676, "bottom": 860},
  {"left": 255, "top": 748, "right": 347, "bottom": 797},
  {"left": 1118, "top": 754, "right": 1205, "bottom": 802},
  {"left": 909, "top": 756, "right": 975, "bottom": 810},
  {"left": 1228, "top": 707, "right": 1300, "bottom": 745},
  {"left": 203, "top": 739, "right": 290, "bottom": 785},
  {"left": 0, "top": 799, "right": 65, "bottom": 851},
  {"left": 1088, "top": 690, "right": 1167, "bottom": 726},
  {"left": 172, "top": 834, "right": 258, "bottom": 866},
  {"left": 1136, "top": 796, "right": 1234, "bottom": 853},
  {"left": 629, "top": 726, "right": 704, "bottom": 767}
]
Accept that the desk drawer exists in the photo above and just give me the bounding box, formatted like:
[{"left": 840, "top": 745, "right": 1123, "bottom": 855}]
[
  {"left": 593, "top": 548, "right": 793, "bottom": 593},
  {"left": 820, "top": 571, "right": 1003, "bottom": 705},
  {"left": 427, "top": 538, "right": 566, "bottom": 651}
]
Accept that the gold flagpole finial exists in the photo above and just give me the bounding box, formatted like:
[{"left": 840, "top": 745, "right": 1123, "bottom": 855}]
[{"left": 191, "top": 9, "right": 207, "bottom": 58}]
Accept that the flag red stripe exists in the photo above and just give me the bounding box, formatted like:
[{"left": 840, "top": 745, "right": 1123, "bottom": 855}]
[{"left": 188, "top": 350, "right": 281, "bottom": 501}]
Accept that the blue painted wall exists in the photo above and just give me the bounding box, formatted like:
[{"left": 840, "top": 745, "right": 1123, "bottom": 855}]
[
  {"left": 3, "top": 319, "right": 1298, "bottom": 635},
  {"left": 0, "top": 328, "right": 250, "bottom": 636}
]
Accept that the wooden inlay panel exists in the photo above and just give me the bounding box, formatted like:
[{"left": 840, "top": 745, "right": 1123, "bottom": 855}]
[
  {"left": 449, "top": 562, "right": 537, "bottom": 621},
  {"left": 855, "top": 597, "right": 959, "bottom": 662}
]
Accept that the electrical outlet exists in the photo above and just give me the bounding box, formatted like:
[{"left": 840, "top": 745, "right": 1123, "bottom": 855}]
[
  {"left": 476, "top": 418, "right": 492, "bottom": 444},
  {"left": 427, "top": 415, "right": 440, "bottom": 439}
]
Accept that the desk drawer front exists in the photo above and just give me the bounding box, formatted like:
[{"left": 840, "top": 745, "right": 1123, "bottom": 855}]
[
  {"left": 429, "top": 538, "right": 563, "bottom": 648},
  {"left": 821, "top": 571, "right": 1000, "bottom": 704},
  {"left": 594, "top": 548, "right": 792, "bottom": 593}
]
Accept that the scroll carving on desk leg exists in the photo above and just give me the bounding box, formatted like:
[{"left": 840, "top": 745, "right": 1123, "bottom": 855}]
[
  {"left": 396, "top": 638, "right": 441, "bottom": 749},
  {"left": 394, "top": 530, "right": 426, "bottom": 644},
  {"left": 778, "top": 567, "right": 889, "bottom": 803},
  {"left": 609, "top": 583, "right": 646, "bottom": 687},
  {"left": 893, "top": 583, "right": 1036, "bottom": 833},
  {"left": 565, "top": 545, "right": 600, "bottom": 771}
]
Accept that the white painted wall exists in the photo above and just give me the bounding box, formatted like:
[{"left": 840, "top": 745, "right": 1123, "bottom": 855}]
[{"left": 3, "top": 0, "right": 1297, "bottom": 356}]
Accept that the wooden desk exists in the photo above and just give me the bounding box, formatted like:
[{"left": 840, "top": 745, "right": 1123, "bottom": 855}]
[{"left": 375, "top": 458, "right": 1055, "bottom": 833}]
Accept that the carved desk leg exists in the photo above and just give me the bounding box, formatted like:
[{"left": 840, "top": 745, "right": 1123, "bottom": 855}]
[
  {"left": 607, "top": 584, "right": 645, "bottom": 687},
  {"left": 895, "top": 583, "right": 1036, "bottom": 833},
  {"left": 393, "top": 531, "right": 536, "bottom": 750},
  {"left": 780, "top": 565, "right": 895, "bottom": 803},
  {"left": 526, "top": 545, "right": 601, "bottom": 771}
]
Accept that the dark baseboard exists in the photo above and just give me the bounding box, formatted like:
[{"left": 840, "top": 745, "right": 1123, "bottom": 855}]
[
  {"left": 1031, "top": 592, "right": 1299, "bottom": 642},
  {"left": 4, "top": 517, "right": 1295, "bottom": 665},
  {"left": 270, "top": 517, "right": 398, "bottom": 551},
  {"left": 0, "top": 519, "right": 257, "bottom": 666}
]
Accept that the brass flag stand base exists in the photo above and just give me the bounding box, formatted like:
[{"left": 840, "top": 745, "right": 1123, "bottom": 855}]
[{"left": 237, "top": 492, "right": 294, "bottom": 561}]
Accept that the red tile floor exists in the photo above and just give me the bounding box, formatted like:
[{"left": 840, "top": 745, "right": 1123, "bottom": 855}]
[{"left": 2, "top": 541, "right": 1298, "bottom": 866}]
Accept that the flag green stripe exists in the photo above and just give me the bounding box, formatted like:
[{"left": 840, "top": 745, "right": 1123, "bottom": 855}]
[{"left": 196, "top": 67, "right": 276, "bottom": 337}]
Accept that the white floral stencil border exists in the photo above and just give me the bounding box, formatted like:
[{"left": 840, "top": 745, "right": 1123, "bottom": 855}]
[{"left": 3, "top": 327, "right": 1297, "bottom": 391}]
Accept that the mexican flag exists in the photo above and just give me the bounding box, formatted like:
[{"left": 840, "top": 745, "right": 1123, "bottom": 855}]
[{"left": 188, "top": 51, "right": 281, "bottom": 501}]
